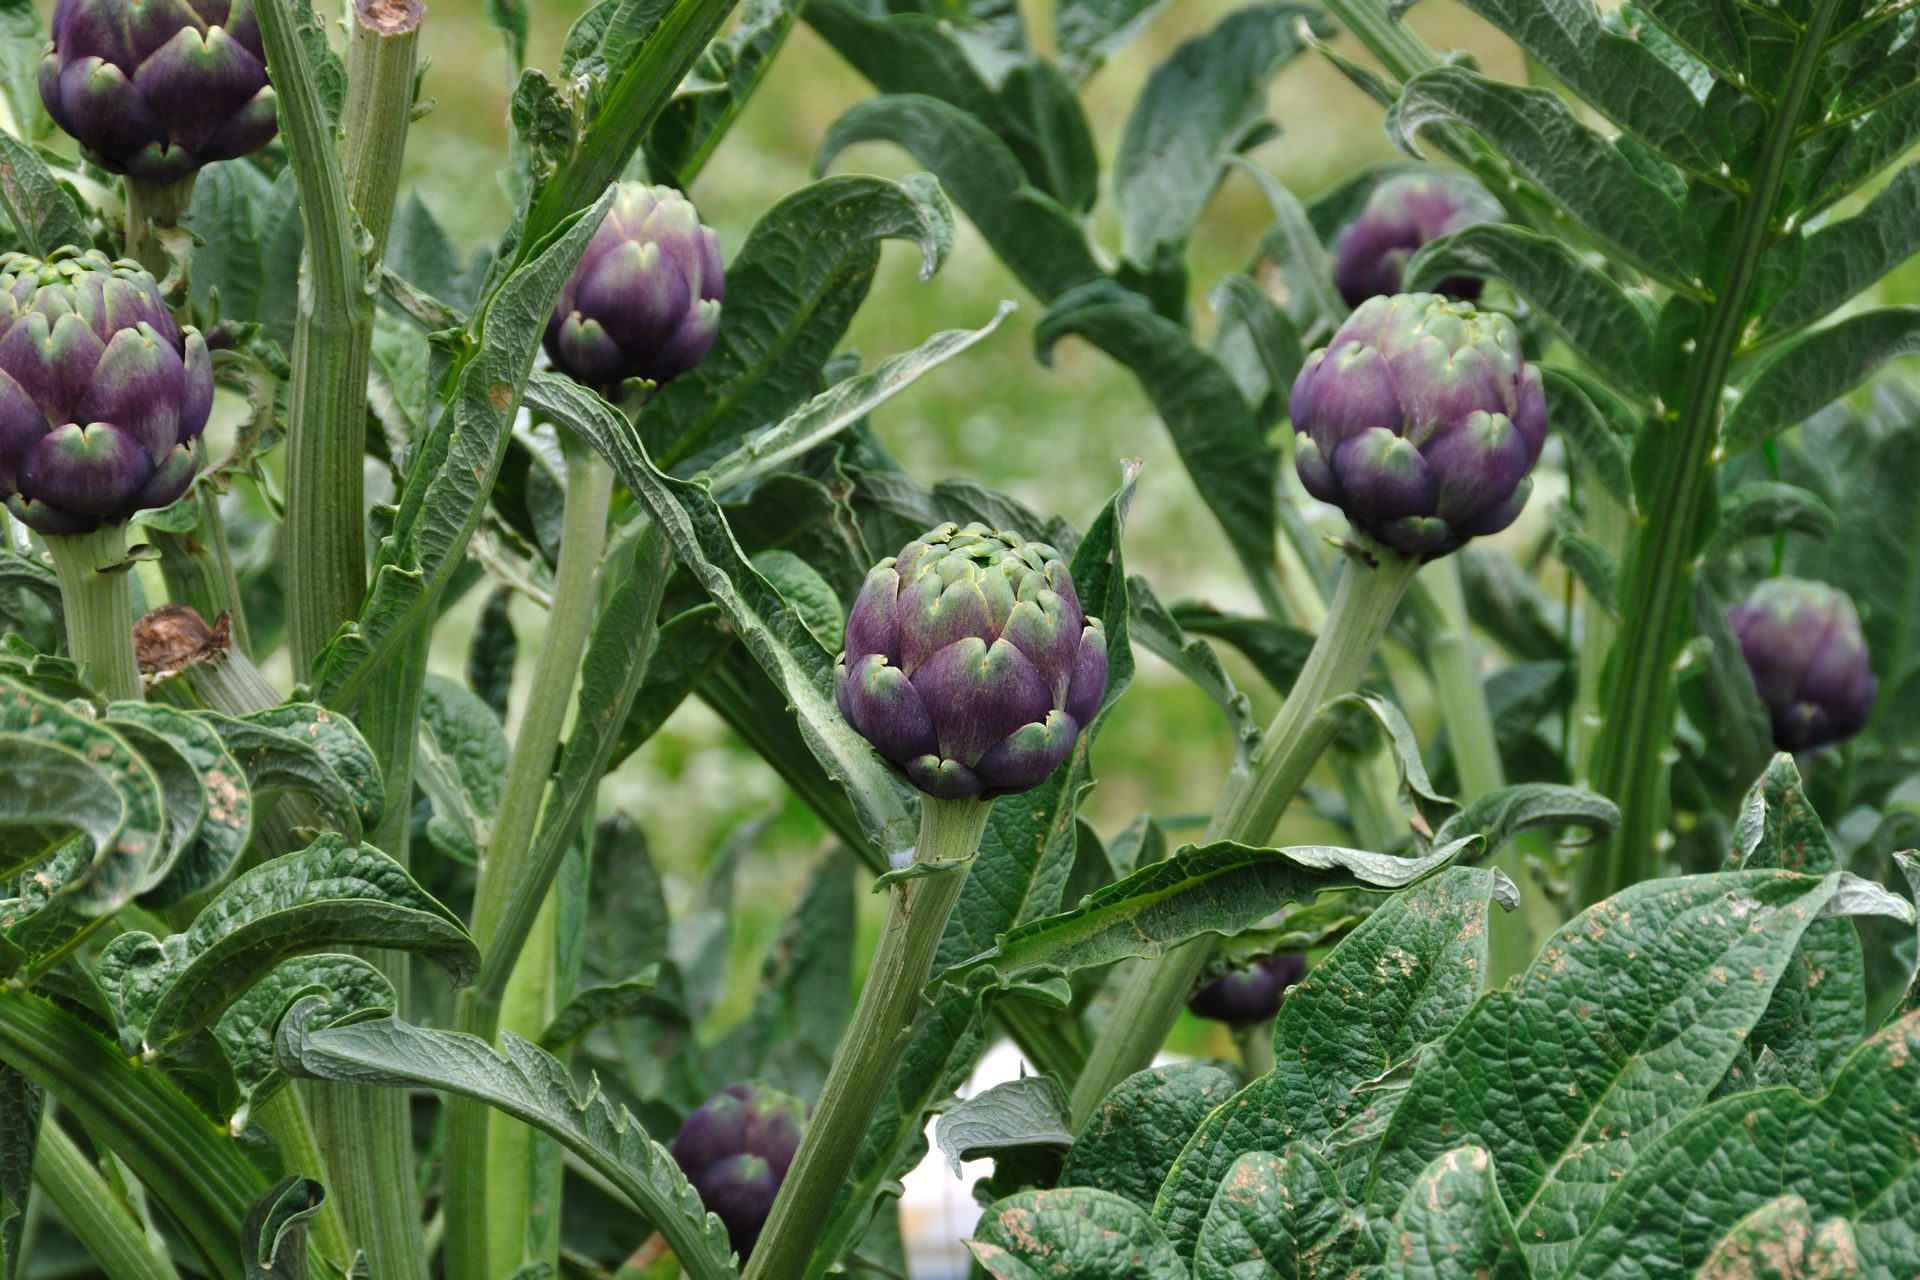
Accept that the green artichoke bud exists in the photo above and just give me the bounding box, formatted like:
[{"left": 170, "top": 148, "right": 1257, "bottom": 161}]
[
  {"left": 40, "top": 0, "right": 276, "bottom": 183},
  {"left": 545, "top": 183, "right": 723, "bottom": 393},
  {"left": 835, "top": 522, "right": 1107, "bottom": 800},
  {"left": 0, "top": 249, "right": 211, "bottom": 534},
  {"left": 1728, "top": 578, "right": 1877, "bottom": 752},
  {"left": 1291, "top": 293, "right": 1545, "bottom": 559}
]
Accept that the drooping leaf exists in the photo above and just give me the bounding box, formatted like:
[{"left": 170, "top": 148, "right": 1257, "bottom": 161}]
[
  {"left": 647, "top": 0, "right": 806, "bottom": 184},
  {"left": 198, "top": 704, "right": 383, "bottom": 842},
  {"left": 414, "top": 675, "right": 508, "bottom": 866},
  {"left": 817, "top": 95, "right": 1103, "bottom": 302},
  {"left": 1389, "top": 66, "right": 1696, "bottom": 290},
  {"left": 1363, "top": 870, "right": 1912, "bottom": 1279},
  {"left": 1111, "top": 4, "right": 1318, "bottom": 271},
  {"left": 1565, "top": 1012, "right": 1920, "bottom": 1280},
  {"left": 276, "top": 1007, "right": 739, "bottom": 1280},
  {"left": 1725, "top": 308, "right": 1920, "bottom": 452},
  {"left": 241, "top": 1177, "right": 325, "bottom": 1280},
  {"left": 215, "top": 952, "right": 396, "bottom": 1128},
  {"left": 1154, "top": 868, "right": 1508, "bottom": 1259},
  {"left": 1432, "top": 785, "right": 1620, "bottom": 856},
  {"left": 106, "top": 702, "right": 252, "bottom": 906},
  {"left": 936, "top": 1075, "right": 1074, "bottom": 1176},
  {"left": 967, "top": 1186, "right": 1187, "bottom": 1280},
  {"left": 1054, "top": 0, "right": 1174, "bottom": 77},
  {"left": 1759, "top": 160, "right": 1920, "bottom": 338},
  {"left": 1061, "top": 1063, "right": 1238, "bottom": 1211},
  {"left": 1705, "top": 482, "right": 1836, "bottom": 559},
  {"left": 940, "top": 837, "right": 1478, "bottom": 994}
]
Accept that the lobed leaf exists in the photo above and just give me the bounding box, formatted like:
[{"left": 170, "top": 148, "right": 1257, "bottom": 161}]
[{"left": 1725, "top": 308, "right": 1920, "bottom": 453}]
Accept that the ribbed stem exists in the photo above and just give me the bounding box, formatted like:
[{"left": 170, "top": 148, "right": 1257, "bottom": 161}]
[
  {"left": 341, "top": 0, "right": 423, "bottom": 257},
  {"left": 251, "top": 1086, "right": 351, "bottom": 1272},
  {"left": 489, "top": 891, "right": 559, "bottom": 1272},
  {"left": 33, "top": 1123, "right": 180, "bottom": 1280},
  {"left": 1572, "top": 484, "right": 1630, "bottom": 782},
  {"left": 1068, "top": 549, "right": 1420, "bottom": 1125},
  {"left": 1581, "top": 0, "right": 1842, "bottom": 905},
  {"left": 0, "top": 993, "right": 261, "bottom": 1279},
  {"left": 122, "top": 177, "right": 194, "bottom": 280},
  {"left": 46, "top": 525, "right": 142, "bottom": 702},
  {"left": 745, "top": 797, "right": 992, "bottom": 1280},
  {"left": 446, "top": 441, "right": 613, "bottom": 1280}
]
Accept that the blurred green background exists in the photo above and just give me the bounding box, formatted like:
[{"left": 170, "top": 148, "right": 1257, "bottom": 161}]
[{"left": 395, "top": 0, "right": 1522, "bottom": 1050}]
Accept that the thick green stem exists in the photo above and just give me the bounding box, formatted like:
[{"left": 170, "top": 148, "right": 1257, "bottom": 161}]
[
  {"left": 46, "top": 525, "right": 142, "bottom": 702},
  {"left": 341, "top": 0, "right": 423, "bottom": 258},
  {"left": 489, "top": 892, "right": 559, "bottom": 1272},
  {"left": 745, "top": 797, "right": 992, "bottom": 1280},
  {"left": 1068, "top": 548, "right": 1420, "bottom": 1126},
  {"left": 34, "top": 1123, "right": 180, "bottom": 1280},
  {"left": 0, "top": 992, "right": 262, "bottom": 1279},
  {"left": 122, "top": 177, "right": 194, "bottom": 281},
  {"left": 1580, "top": 1, "right": 1841, "bottom": 906},
  {"left": 446, "top": 442, "right": 613, "bottom": 1280},
  {"left": 251, "top": 1085, "right": 351, "bottom": 1272},
  {"left": 150, "top": 494, "right": 252, "bottom": 658}
]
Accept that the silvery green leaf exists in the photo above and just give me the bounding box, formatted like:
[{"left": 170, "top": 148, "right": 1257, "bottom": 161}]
[
  {"left": 275, "top": 1007, "right": 738, "bottom": 1280},
  {"left": 936, "top": 1075, "right": 1074, "bottom": 1176}
]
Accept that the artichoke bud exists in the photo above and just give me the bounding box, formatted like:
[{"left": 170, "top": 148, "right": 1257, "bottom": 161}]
[
  {"left": 1188, "top": 952, "right": 1307, "bottom": 1027},
  {"left": 668, "top": 1083, "right": 808, "bottom": 1260},
  {"left": 835, "top": 522, "right": 1108, "bottom": 801},
  {"left": 1727, "top": 578, "right": 1877, "bottom": 753},
  {"left": 1334, "top": 172, "right": 1500, "bottom": 306},
  {"left": 40, "top": 0, "right": 277, "bottom": 183},
  {"left": 0, "top": 249, "right": 211, "bottom": 535},
  {"left": 545, "top": 183, "right": 724, "bottom": 394},
  {"left": 1290, "top": 293, "right": 1545, "bottom": 560}
]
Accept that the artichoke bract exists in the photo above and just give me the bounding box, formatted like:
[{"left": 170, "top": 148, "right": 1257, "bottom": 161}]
[
  {"left": 669, "top": 1084, "right": 807, "bottom": 1259},
  {"left": 1334, "top": 173, "right": 1500, "bottom": 306},
  {"left": 0, "top": 250, "right": 211, "bottom": 535},
  {"left": 1290, "top": 293, "right": 1545, "bottom": 560},
  {"left": 39, "top": 0, "right": 276, "bottom": 183},
  {"left": 835, "top": 522, "right": 1107, "bottom": 800},
  {"left": 545, "top": 183, "right": 723, "bottom": 394},
  {"left": 1188, "top": 952, "right": 1307, "bottom": 1027},
  {"left": 1728, "top": 578, "right": 1877, "bottom": 752}
]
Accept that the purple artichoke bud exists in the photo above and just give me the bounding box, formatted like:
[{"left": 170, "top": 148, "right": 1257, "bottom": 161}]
[
  {"left": 544, "top": 183, "right": 723, "bottom": 393},
  {"left": 669, "top": 1083, "right": 807, "bottom": 1260},
  {"left": 1727, "top": 578, "right": 1877, "bottom": 753},
  {"left": 1334, "top": 172, "right": 1500, "bottom": 307},
  {"left": 1188, "top": 953, "right": 1308, "bottom": 1027},
  {"left": 0, "top": 249, "right": 211, "bottom": 535},
  {"left": 1290, "top": 293, "right": 1545, "bottom": 560},
  {"left": 39, "top": 0, "right": 276, "bottom": 184},
  {"left": 834, "top": 522, "right": 1108, "bottom": 801}
]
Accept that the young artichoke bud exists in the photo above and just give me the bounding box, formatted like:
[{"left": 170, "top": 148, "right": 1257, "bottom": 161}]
[
  {"left": 545, "top": 183, "right": 724, "bottom": 394},
  {"left": 1727, "top": 578, "right": 1877, "bottom": 752},
  {"left": 0, "top": 249, "right": 211, "bottom": 535},
  {"left": 1187, "top": 953, "right": 1307, "bottom": 1027},
  {"left": 1334, "top": 173, "right": 1500, "bottom": 307},
  {"left": 39, "top": 0, "right": 276, "bottom": 183},
  {"left": 1290, "top": 293, "right": 1545, "bottom": 560},
  {"left": 835, "top": 522, "right": 1108, "bottom": 800},
  {"left": 669, "top": 1084, "right": 807, "bottom": 1259}
]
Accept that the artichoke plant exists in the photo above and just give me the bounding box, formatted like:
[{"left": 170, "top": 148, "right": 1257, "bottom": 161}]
[
  {"left": 1188, "top": 952, "right": 1307, "bottom": 1027},
  {"left": 39, "top": 0, "right": 276, "bottom": 184},
  {"left": 669, "top": 1084, "right": 808, "bottom": 1259},
  {"left": 1334, "top": 173, "right": 1500, "bottom": 306},
  {"left": 545, "top": 182, "right": 724, "bottom": 394},
  {"left": 1728, "top": 578, "right": 1878, "bottom": 752},
  {"left": 835, "top": 522, "right": 1108, "bottom": 799},
  {"left": 0, "top": 249, "right": 211, "bottom": 535},
  {"left": 1290, "top": 293, "right": 1545, "bottom": 559}
]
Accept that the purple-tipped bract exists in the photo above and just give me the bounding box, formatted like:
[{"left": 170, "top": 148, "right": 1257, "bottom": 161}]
[
  {"left": 0, "top": 250, "right": 211, "bottom": 534},
  {"left": 40, "top": 0, "right": 276, "bottom": 183},
  {"left": 835, "top": 522, "right": 1108, "bottom": 800},
  {"left": 1188, "top": 953, "right": 1307, "bottom": 1027},
  {"left": 545, "top": 183, "right": 723, "bottom": 393},
  {"left": 1290, "top": 293, "right": 1545, "bottom": 560},
  {"left": 1334, "top": 172, "right": 1500, "bottom": 306},
  {"left": 1728, "top": 578, "right": 1877, "bottom": 753},
  {"left": 669, "top": 1083, "right": 807, "bottom": 1260}
]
